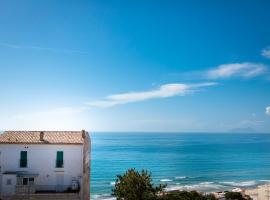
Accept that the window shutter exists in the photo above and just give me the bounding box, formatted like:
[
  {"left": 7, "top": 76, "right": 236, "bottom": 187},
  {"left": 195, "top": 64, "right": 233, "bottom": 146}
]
[
  {"left": 20, "top": 151, "right": 27, "bottom": 167},
  {"left": 56, "top": 151, "right": 64, "bottom": 168},
  {"left": 57, "top": 151, "right": 63, "bottom": 160},
  {"left": 21, "top": 151, "right": 27, "bottom": 160}
]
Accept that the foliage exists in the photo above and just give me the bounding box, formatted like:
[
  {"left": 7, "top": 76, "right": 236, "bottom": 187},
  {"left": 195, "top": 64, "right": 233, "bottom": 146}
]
[
  {"left": 225, "top": 192, "right": 245, "bottom": 200},
  {"left": 204, "top": 193, "right": 217, "bottom": 200},
  {"left": 112, "top": 168, "right": 219, "bottom": 200},
  {"left": 159, "top": 191, "right": 217, "bottom": 200},
  {"left": 112, "top": 168, "right": 165, "bottom": 200}
]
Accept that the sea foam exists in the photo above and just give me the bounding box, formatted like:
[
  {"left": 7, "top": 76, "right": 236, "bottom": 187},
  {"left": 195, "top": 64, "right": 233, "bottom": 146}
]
[
  {"left": 220, "top": 181, "right": 257, "bottom": 187},
  {"left": 160, "top": 179, "right": 173, "bottom": 182},
  {"left": 110, "top": 181, "right": 116, "bottom": 186},
  {"left": 175, "top": 176, "right": 188, "bottom": 180},
  {"left": 165, "top": 182, "right": 225, "bottom": 192},
  {"left": 91, "top": 194, "right": 116, "bottom": 200}
]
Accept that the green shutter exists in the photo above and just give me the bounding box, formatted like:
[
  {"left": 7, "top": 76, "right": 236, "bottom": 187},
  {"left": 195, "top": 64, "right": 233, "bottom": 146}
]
[
  {"left": 57, "top": 151, "right": 63, "bottom": 160},
  {"left": 21, "top": 151, "right": 27, "bottom": 160},
  {"left": 20, "top": 151, "right": 27, "bottom": 167},
  {"left": 56, "top": 151, "right": 64, "bottom": 168}
]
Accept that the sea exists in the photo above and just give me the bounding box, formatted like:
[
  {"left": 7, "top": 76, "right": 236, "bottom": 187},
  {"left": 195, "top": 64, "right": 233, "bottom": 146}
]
[{"left": 90, "top": 132, "right": 270, "bottom": 200}]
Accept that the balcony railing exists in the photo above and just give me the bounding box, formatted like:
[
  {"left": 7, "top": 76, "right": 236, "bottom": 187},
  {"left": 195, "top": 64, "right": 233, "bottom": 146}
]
[
  {"left": 16, "top": 185, "right": 35, "bottom": 194},
  {"left": 16, "top": 185, "right": 79, "bottom": 194}
]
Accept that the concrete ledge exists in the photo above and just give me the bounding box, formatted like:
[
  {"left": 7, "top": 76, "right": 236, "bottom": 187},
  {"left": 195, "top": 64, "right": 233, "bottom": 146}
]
[{"left": 1, "top": 193, "right": 80, "bottom": 200}]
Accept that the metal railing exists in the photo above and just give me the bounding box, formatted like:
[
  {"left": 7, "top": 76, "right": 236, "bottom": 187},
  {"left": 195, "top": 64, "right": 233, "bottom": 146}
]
[
  {"left": 15, "top": 185, "right": 79, "bottom": 194},
  {"left": 16, "top": 185, "right": 35, "bottom": 194}
]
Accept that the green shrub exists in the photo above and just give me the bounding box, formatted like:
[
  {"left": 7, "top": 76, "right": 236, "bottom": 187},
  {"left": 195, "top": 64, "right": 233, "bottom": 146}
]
[
  {"left": 112, "top": 168, "right": 218, "bottom": 200},
  {"left": 159, "top": 191, "right": 217, "bottom": 200},
  {"left": 204, "top": 193, "right": 217, "bottom": 200},
  {"left": 225, "top": 192, "right": 244, "bottom": 200},
  {"left": 112, "top": 169, "right": 165, "bottom": 200}
]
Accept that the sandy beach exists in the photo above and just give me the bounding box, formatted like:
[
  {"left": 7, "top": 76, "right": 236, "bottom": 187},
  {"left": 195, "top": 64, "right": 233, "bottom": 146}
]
[
  {"left": 208, "top": 183, "right": 270, "bottom": 200},
  {"left": 244, "top": 183, "right": 270, "bottom": 200}
]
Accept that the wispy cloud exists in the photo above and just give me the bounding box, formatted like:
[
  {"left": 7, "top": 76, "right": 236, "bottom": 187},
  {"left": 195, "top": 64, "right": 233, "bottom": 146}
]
[
  {"left": 266, "top": 106, "right": 270, "bottom": 116},
  {"left": 262, "top": 47, "right": 270, "bottom": 59},
  {"left": 14, "top": 106, "right": 87, "bottom": 120},
  {"left": 170, "top": 62, "right": 269, "bottom": 81},
  {"left": 0, "top": 42, "right": 89, "bottom": 54},
  {"left": 206, "top": 62, "right": 268, "bottom": 79},
  {"left": 86, "top": 82, "right": 217, "bottom": 108}
]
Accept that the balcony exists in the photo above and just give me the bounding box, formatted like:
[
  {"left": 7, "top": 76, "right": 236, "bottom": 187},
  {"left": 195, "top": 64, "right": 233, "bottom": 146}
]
[
  {"left": 15, "top": 185, "right": 79, "bottom": 194},
  {"left": 16, "top": 185, "right": 35, "bottom": 194}
]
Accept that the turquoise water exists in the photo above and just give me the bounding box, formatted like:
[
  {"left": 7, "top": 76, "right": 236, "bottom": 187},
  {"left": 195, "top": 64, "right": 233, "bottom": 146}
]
[{"left": 90, "top": 133, "right": 270, "bottom": 200}]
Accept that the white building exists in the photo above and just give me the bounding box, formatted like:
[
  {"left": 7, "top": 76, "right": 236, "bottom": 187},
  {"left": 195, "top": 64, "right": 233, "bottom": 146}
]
[{"left": 0, "top": 130, "right": 90, "bottom": 200}]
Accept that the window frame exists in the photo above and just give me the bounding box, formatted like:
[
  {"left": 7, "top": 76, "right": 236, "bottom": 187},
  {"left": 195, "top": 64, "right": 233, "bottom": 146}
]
[
  {"left": 6, "top": 179, "right": 12, "bottom": 185},
  {"left": 56, "top": 151, "right": 64, "bottom": 168},
  {"left": 20, "top": 151, "right": 28, "bottom": 168},
  {"left": 22, "top": 178, "right": 28, "bottom": 185}
]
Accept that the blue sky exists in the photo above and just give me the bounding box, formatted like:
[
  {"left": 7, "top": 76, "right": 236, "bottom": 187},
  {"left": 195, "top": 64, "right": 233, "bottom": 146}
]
[{"left": 0, "top": 0, "right": 270, "bottom": 132}]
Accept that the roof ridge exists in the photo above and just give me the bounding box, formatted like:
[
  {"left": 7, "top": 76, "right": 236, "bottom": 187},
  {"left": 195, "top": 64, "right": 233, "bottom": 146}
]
[
  {"left": 4, "top": 130, "right": 82, "bottom": 132},
  {"left": 0, "top": 131, "right": 87, "bottom": 144}
]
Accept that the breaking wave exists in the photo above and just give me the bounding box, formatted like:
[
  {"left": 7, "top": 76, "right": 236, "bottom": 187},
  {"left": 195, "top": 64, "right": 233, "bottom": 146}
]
[
  {"left": 175, "top": 176, "right": 188, "bottom": 180},
  {"left": 165, "top": 182, "right": 226, "bottom": 192},
  {"left": 220, "top": 181, "right": 257, "bottom": 187},
  {"left": 160, "top": 179, "right": 173, "bottom": 182},
  {"left": 92, "top": 180, "right": 266, "bottom": 199},
  {"left": 110, "top": 181, "right": 116, "bottom": 186},
  {"left": 91, "top": 194, "right": 116, "bottom": 200}
]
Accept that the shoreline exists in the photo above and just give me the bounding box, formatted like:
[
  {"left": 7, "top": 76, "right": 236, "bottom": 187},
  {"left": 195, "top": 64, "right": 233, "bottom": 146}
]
[
  {"left": 209, "top": 182, "right": 270, "bottom": 200},
  {"left": 243, "top": 183, "right": 270, "bottom": 200},
  {"left": 91, "top": 182, "right": 270, "bottom": 200},
  {"left": 164, "top": 182, "right": 270, "bottom": 200}
]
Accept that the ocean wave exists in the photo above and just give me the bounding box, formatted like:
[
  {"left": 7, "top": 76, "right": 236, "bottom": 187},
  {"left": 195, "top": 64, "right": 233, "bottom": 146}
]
[
  {"left": 220, "top": 181, "right": 257, "bottom": 187},
  {"left": 165, "top": 182, "right": 225, "bottom": 192},
  {"left": 160, "top": 179, "right": 173, "bottom": 182},
  {"left": 232, "top": 188, "right": 243, "bottom": 192},
  {"left": 259, "top": 180, "right": 270, "bottom": 182},
  {"left": 91, "top": 194, "right": 116, "bottom": 200},
  {"left": 110, "top": 181, "right": 116, "bottom": 186},
  {"left": 175, "top": 176, "right": 188, "bottom": 180}
]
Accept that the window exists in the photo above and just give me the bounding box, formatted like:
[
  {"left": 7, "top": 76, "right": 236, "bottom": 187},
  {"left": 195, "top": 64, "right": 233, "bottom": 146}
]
[
  {"left": 22, "top": 178, "right": 28, "bottom": 185},
  {"left": 29, "top": 177, "right": 34, "bottom": 185},
  {"left": 6, "top": 179, "right": 12, "bottom": 185},
  {"left": 17, "top": 177, "right": 34, "bottom": 186},
  {"left": 20, "top": 151, "right": 27, "bottom": 168},
  {"left": 56, "top": 151, "right": 64, "bottom": 168}
]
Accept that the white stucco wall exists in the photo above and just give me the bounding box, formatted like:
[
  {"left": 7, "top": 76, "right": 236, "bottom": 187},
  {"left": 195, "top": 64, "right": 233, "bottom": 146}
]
[
  {"left": 0, "top": 144, "right": 83, "bottom": 188},
  {"left": 1, "top": 174, "right": 17, "bottom": 196}
]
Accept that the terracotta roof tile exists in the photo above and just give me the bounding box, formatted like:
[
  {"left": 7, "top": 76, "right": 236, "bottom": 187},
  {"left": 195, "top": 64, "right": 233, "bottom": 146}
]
[{"left": 0, "top": 131, "right": 85, "bottom": 144}]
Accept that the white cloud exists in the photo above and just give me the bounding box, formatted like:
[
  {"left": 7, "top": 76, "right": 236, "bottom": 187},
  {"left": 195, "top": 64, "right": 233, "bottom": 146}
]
[
  {"left": 206, "top": 62, "right": 268, "bottom": 79},
  {"left": 0, "top": 42, "right": 89, "bottom": 54},
  {"left": 86, "top": 82, "right": 217, "bottom": 108},
  {"left": 6, "top": 82, "right": 217, "bottom": 129},
  {"left": 266, "top": 106, "right": 270, "bottom": 116},
  {"left": 262, "top": 47, "right": 270, "bottom": 59}
]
